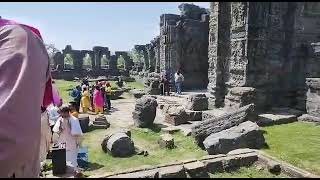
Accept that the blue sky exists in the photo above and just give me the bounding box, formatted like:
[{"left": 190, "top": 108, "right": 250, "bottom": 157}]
[{"left": 0, "top": 2, "right": 210, "bottom": 52}]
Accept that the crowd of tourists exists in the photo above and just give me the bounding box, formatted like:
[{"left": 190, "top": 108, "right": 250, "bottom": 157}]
[{"left": 70, "top": 79, "right": 113, "bottom": 115}]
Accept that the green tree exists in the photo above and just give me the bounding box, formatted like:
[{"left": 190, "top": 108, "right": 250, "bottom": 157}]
[
  {"left": 101, "top": 55, "right": 109, "bottom": 67},
  {"left": 45, "top": 43, "right": 59, "bottom": 65},
  {"left": 64, "top": 54, "right": 73, "bottom": 68},
  {"left": 83, "top": 53, "right": 92, "bottom": 69},
  {"left": 117, "top": 55, "right": 125, "bottom": 67},
  {"left": 129, "top": 49, "right": 143, "bottom": 63}
]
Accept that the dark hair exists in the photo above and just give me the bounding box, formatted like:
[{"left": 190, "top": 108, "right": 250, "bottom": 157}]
[
  {"left": 41, "top": 106, "right": 46, "bottom": 113},
  {"left": 59, "top": 105, "right": 71, "bottom": 113},
  {"left": 95, "top": 86, "right": 100, "bottom": 90},
  {"left": 83, "top": 87, "right": 87, "bottom": 91}
]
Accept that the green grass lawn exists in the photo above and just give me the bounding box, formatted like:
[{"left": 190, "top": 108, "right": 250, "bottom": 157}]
[
  {"left": 82, "top": 127, "right": 206, "bottom": 176},
  {"left": 209, "top": 166, "right": 288, "bottom": 178},
  {"left": 262, "top": 121, "right": 320, "bottom": 175}
]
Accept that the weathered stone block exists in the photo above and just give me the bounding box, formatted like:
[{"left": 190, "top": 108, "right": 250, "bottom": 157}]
[
  {"left": 203, "top": 121, "right": 265, "bottom": 155},
  {"left": 223, "top": 153, "right": 258, "bottom": 171},
  {"left": 184, "top": 161, "right": 209, "bottom": 178},
  {"left": 158, "top": 165, "right": 187, "bottom": 178},
  {"left": 109, "top": 170, "right": 159, "bottom": 178},
  {"left": 164, "top": 106, "right": 188, "bottom": 125},
  {"left": 257, "top": 113, "right": 297, "bottom": 127},
  {"left": 297, "top": 114, "right": 320, "bottom": 123},
  {"left": 192, "top": 104, "right": 255, "bottom": 147},
  {"left": 203, "top": 157, "right": 224, "bottom": 173},
  {"left": 185, "top": 110, "right": 202, "bottom": 121},
  {"left": 158, "top": 134, "right": 175, "bottom": 149},
  {"left": 132, "top": 96, "right": 158, "bottom": 128},
  {"left": 185, "top": 94, "right": 208, "bottom": 111}
]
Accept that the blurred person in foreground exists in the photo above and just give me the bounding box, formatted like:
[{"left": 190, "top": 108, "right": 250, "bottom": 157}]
[{"left": 0, "top": 18, "right": 53, "bottom": 177}]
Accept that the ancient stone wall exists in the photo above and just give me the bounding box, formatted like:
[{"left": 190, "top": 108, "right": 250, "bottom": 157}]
[{"left": 208, "top": 2, "right": 320, "bottom": 112}]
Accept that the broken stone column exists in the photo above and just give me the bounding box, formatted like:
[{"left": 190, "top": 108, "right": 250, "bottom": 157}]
[
  {"left": 203, "top": 121, "right": 265, "bottom": 154},
  {"left": 132, "top": 96, "right": 158, "bottom": 127},
  {"left": 101, "top": 132, "right": 135, "bottom": 157},
  {"left": 109, "top": 55, "right": 118, "bottom": 71}
]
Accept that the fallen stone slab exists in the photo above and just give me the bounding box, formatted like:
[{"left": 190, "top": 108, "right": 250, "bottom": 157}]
[
  {"left": 158, "top": 165, "right": 187, "bottom": 178},
  {"left": 101, "top": 132, "right": 135, "bottom": 157},
  {"left": 192, "top": 104, "right": 256, "bottom": 147},
  {"left": 297, "top": 114, "right": 320, "bottom": 123},
  {"left": 203, "top": 121, "right": 265, "bottom": 155},
  {"left": 202, "top": 157, "right": 225, "bottom": 173},
  {"left": 223, "top": 152, "right": 258, "bottom": 171},
  {"left": 257, "top": 112, "right": 298, "bottom": 127},
  {"left": 185, "top": 94, "right": 208, "bottom": 111},
  {"left": 184, "top": 161, "right": 208, "bottom": 178},
  {"left": 108, "top": 169, "right": 159, "bottom": 178},
  {"left": 158, "top": 134, "right": 175, "bottom": 149}
]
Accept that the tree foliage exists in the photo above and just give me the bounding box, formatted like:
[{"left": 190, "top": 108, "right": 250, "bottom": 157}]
[
  {"left": 83, "top": 53, "right": 92, "bottom": 68},
  {"left": 64, "top": 54, "right": 73, "bottom": 65},
  {"left": 129, "top": 49, "right": 144, "bottom": 63},
  {"left": 101, "top": 55, "right": 109, "bottom": 66},
  {"left": 45, "top": 43, "right": 60, "bottom": 64}
]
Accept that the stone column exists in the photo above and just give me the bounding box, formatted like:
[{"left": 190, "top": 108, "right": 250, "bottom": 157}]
[
  {"left": 72, "top": 50, "right": 83, "bottom": 72},
  {"left": 93, "top": 46, "right": 103, "bottom": 70},
  {"left": 53, "top": 51, "right": 64, "bottom": 71},
  {"left": 207, "top": 2, "right": 231, "bottom": 108},
  {"left": 109, "top": 55, "right": 118, "bottom": 71}
]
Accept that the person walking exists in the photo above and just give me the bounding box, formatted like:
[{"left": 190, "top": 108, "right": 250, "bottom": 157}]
[
  {"left": 93, "top": 86, "right": 104, "bottom": 114},
  {"left": 105, "top": 82, "right": 112, "bottom": 110},
  {"left": 80, "top": 87, "right": 90, "bottom": 113},
  {"left": 174, "top": 70, "right": 184, "bottom": 95},
  {"left": 70, "top": 85, "right": 82, "bottom": 112}
]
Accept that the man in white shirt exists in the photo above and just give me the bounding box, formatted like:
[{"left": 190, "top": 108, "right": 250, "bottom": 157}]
[
  {"left": 47, "top": 99, "right": 63, "bottom": 133},
  {"left": 174, "top": 70, "right": 184, "bottom": 95}
]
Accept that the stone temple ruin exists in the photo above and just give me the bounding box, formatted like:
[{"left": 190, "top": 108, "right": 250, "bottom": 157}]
[
  {"left": 131, "top": 3, "right": 210, "bottom": 90},
  {"left": 131, "top": 2, "right": 320, "bottom": 117},
  {"left": 51, "top": 45, "right": 134, "bottom": 80}
]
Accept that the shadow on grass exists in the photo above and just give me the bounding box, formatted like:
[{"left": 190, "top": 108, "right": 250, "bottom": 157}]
[
  {"left": 149, "top": 123, "right": 167, "bottom": 133},
  {"left": 82, "top": 161, "right": 104, "bottom": 171},
  {"left": 261, "top": 142, "right": 270, "bottom": 150}
]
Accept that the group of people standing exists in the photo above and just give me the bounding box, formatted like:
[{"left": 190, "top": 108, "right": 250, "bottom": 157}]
[
  {"left": 160, "top": 69, "right": 185, "bottom": 96},
  {"left": 71, "top": 80, "right": 112, "bottom": 115}
]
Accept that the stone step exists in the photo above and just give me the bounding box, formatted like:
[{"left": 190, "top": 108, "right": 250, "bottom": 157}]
[
  {"left": 257, "top": 111, "right": 298, "bottom": 127},
  {"left": 91, "top": 124, "right": 108, "bottom": 129},
  {"left": 93, "top": 121, "right": 107, "bottom": 126}
]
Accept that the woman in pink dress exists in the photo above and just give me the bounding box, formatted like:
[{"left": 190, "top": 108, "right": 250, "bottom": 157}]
[{"left": 93, "top": 86, "right": 104, "bottom": 114}]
